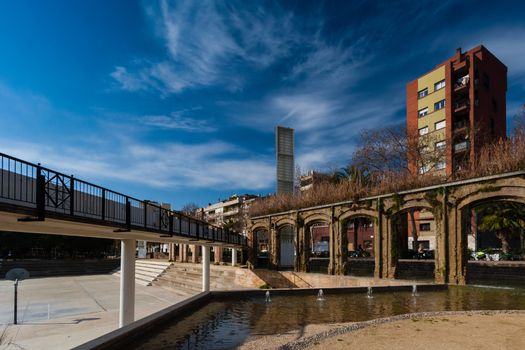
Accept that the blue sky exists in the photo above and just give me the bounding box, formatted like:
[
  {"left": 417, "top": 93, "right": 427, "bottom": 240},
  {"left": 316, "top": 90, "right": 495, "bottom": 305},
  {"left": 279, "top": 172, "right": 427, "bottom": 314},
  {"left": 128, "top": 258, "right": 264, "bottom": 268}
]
[{"left": 0, "top": 0, "right": 524, "bottom": 209}]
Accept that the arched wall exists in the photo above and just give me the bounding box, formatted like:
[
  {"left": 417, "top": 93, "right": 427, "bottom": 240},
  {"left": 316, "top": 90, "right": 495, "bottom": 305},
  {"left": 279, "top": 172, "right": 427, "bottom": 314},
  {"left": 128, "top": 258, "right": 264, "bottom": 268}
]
[{"left": 248, "top": 174, "right": 525, "bottom": 284}]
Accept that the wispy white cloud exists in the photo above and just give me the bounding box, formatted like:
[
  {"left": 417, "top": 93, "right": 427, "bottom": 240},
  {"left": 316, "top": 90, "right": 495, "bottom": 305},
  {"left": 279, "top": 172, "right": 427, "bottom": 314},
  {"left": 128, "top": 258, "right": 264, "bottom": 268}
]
[
  {"left": 112, "top": 0, "right": 301, "bottom": 94},
  {"left": 139, "top": 108, "right": 215, "bottom": 132}
]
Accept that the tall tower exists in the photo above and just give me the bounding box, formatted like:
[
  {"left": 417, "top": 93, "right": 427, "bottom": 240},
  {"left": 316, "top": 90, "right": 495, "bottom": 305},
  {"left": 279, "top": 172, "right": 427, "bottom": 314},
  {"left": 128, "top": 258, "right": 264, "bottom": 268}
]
[
  {"left": 407, "top": 45, "right": 507, "bottom": 176},
  {"left": 275, "top": 126, "right": 294, "bottom": 194}
]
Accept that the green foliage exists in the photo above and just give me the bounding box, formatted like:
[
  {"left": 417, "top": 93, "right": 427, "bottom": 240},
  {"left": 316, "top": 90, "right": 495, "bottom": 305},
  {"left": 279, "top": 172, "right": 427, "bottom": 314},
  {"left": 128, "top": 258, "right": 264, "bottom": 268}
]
[
  {"left": 478, "top": 185, "right": 501, "bottom": 193},
  {"left": 478, "top": 203, "right": 525, "bottom": 232},
  {"left": 391, "top": 193, "right": 405, "bottom": 211},
  {"left": 478, "top": 202, "right": 525, "bottom": 253}
]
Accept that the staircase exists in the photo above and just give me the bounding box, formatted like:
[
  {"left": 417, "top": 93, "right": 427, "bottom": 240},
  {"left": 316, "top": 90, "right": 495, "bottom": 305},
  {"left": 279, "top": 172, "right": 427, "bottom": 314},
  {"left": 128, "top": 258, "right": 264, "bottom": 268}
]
[
  {"left": 113, "top": 259, "right": 172, "bottom": 286},
  {"left": 153, "top": 263, "right": 250, "bottom": 297}
]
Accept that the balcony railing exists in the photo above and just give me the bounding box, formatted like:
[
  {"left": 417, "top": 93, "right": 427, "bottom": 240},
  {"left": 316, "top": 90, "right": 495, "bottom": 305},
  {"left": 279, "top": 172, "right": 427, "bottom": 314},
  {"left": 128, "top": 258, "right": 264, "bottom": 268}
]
[
  {"left": 454, "top": 100, "right": 470, "bottom": 114},
  {"left": 453, "top": 119, "right": 469, "bottom": 131},
  {"left": 454, "top": 75, "right": 470, "bottom": 92},
  {"left": 454, "top": 141, "right": 469, "bottom": 153}
]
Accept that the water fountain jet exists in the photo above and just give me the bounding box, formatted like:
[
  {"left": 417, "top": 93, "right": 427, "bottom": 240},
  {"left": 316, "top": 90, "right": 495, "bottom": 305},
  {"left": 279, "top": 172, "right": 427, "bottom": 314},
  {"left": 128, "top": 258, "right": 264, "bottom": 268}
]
[
  {"left": 317, "top": 289, "right": 325, "bottom": 301},
  {"left": 265, "top": 290, "right": 271, "bottom": 303},
  {"left": 412, "top": 285, "right": 419, "bottom": 297},
  {"left": 367, "top": 286, "right": 373, "bottom": 298}
]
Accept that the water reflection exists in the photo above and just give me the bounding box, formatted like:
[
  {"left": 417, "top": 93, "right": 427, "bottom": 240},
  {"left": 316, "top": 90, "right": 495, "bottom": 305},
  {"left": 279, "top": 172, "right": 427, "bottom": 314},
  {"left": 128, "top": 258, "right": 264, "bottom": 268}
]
[{"left": 133, "top": 286, "right": 525, "bottom": 350}]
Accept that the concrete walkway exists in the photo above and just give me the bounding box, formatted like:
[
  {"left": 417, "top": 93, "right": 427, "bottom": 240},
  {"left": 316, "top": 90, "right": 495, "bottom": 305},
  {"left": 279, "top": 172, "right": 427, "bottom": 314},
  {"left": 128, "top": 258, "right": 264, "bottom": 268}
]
[{"left": 0, "top": 275, "right": 191, "bottom": 349}]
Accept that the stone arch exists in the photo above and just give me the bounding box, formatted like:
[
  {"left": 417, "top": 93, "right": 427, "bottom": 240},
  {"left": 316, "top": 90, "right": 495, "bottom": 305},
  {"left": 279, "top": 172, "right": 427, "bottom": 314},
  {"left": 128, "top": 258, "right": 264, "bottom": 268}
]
[
  {"left": 252, "top": 225, "right": 270, "bottom": 268},
  {"left": 452, "top": 189, "right": 525, "bottom": 283},
  {"left": 274, "top": 217, "right": 296, "bottom": 229},
  {"left": 276, "top": 223, "right": 295, "bottom": 269},
  {"left": 339, "top": 210, "right": 377, "bottom": 257},
  {"left": 338, "top": 208, "right": 378, "bottom": 223},
  {"left": 301, "top": 213, "right": 331, "bottom": 273},
  {"left": 251, "top": 222, "right": 269, "bottom": 233},
  {"left": 385, "top": 198, "right": 438, "bottom": 281},
  {"left": 456, "top": 186, "right": 525, "bottom": 211},
  {"left": 303, "top": 212, "right": 331, "bottom": 227}
]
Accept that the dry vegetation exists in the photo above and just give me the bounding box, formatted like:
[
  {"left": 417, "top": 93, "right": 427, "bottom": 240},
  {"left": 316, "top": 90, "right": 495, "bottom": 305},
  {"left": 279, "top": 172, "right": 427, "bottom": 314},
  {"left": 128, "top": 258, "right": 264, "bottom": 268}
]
[{"left": 250, "top": 107, "right": 525, "bottom": 217}]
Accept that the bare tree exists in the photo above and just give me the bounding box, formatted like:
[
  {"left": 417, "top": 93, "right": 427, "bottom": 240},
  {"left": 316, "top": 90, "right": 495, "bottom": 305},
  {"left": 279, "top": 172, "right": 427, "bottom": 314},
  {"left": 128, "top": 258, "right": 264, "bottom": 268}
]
[
  {"left": 180, "top": 202, "right": 200, "bottom": 218},
  {"left": 352, "top": 124, "right": 448, "bottom": 177}
]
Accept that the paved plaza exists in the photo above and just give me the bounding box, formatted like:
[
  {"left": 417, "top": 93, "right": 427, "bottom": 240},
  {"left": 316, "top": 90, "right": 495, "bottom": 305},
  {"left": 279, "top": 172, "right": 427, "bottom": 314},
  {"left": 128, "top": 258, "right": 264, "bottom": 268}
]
[{"left": 0, "top": 274, "right": 190, "bottom": 349}]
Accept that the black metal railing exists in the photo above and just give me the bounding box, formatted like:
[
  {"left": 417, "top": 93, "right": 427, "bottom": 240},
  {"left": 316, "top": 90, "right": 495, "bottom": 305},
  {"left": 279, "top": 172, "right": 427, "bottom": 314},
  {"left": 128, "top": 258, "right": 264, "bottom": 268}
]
[{"left": 0, "top": 152, "right": 246, "bottom": 246}]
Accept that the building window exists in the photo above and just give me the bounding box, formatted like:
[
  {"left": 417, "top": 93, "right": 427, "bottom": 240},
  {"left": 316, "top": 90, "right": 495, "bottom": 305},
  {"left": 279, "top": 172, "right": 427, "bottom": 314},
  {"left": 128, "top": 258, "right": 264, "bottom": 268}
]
[
  {"left": 435, "top": 160, "right": 446, "bottom": 170},
  {"left": 435, "top": 119, "right": 446, "bottom": 130},
  {"left": 419, "top": 164, "right": 430, "bottom": 174},
  {"left": 483, "top": 73, "right": 490, "bottom": 89},
  {"left": 419, "top": 223, "right": 431, "bottom": 231},
  {"left": 434, "top": 79, "right": 445, "bottom": 91},
  {"left": 435, "top": 140, "right": 446, "bottom": 151},
  {"left": 419, "top": 126, "right": 428, "bottom": 136},
  {"left": 492, "top": 98, "right": 498, "bottom": 112},
  {"left": 434, "top": 99, "right": 446, "bottom": 111},
  {"left": 418, "top": 88, "right": 428, "bottom": 99},
  {"left": 418, "top": 107, "right": 428, "bottom": 118}
]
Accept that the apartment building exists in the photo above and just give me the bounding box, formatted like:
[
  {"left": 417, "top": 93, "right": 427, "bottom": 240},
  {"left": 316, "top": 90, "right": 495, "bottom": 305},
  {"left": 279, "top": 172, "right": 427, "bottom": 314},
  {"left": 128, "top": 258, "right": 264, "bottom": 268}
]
[
  {"left": 407, "top": 45, "right": 507, "bottom": 176},
  {"left": 202, "top": 194, "right": 259, "bottom": 233},
  {"left": 406, "top": 45, "right": 507, "bottom": 250}
]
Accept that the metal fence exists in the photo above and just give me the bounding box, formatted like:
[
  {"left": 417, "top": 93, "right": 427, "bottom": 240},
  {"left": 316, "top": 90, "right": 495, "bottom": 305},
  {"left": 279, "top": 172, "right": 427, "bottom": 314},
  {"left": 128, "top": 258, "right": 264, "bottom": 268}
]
[{"left": 0, "top": 152, "right": 246, "bottom": 246}]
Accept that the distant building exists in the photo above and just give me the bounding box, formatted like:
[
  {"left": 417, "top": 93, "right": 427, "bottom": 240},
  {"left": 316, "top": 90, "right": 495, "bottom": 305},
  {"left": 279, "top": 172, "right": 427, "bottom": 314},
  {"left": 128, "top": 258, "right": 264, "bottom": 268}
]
[
  {"left": 202, "top": 194, "right": 259, "bottom": 234},
  {"left": 299, "top": 171, "right": 330, "bottom": 192},
  {"left": 276, "top": 126, "right": 294, "bottom": 194}
]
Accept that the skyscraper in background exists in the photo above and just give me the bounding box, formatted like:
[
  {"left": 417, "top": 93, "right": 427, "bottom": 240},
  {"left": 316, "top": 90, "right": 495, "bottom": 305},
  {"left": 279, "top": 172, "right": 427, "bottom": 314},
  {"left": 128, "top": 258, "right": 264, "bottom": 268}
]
[{"left": 275, "top": 126, "right": 294, "bottom": 194}]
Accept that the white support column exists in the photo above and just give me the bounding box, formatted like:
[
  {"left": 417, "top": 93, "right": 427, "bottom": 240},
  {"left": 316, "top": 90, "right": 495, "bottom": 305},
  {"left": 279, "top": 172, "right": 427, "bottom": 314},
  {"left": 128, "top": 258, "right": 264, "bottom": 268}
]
[
  {"left": 119, "top": 239, "right": 136, "bottom": 328},
  {"left": 202, "top": 245, "right": 210, "bottom": 292},
  {"left": 191, "top": 245, "right": 197, "bottom": 263},
  {"left": 232, "top": 248, "right": 237, "bottom": 266}
]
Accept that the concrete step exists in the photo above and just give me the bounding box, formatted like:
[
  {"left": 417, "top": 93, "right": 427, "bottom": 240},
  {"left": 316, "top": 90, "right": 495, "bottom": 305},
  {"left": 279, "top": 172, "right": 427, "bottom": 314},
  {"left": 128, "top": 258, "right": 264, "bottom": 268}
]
[
  {"left": 155, "top": 277, "right": 202, "bottom": 293},
  {"left": 113, "top": 260, "right": 172, "bottom": 286},
  {"left": 155, "top": 282, "right": 199, "bottom": 297},
  {"left": 133, "top": 265, "right": 169, "bottom": 274},
  {"left": 135, "top": 260, "right": 171, "bottom": 267}
]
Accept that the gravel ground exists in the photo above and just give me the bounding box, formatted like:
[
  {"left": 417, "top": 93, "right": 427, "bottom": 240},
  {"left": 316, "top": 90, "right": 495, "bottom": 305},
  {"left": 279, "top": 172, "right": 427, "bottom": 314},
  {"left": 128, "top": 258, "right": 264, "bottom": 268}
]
[{"left": 235, "top": 310, "right": 525, "bottom": 350}]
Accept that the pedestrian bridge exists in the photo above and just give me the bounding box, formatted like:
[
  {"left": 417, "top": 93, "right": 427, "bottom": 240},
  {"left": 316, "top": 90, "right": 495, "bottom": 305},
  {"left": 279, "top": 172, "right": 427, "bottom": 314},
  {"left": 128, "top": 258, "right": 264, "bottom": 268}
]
[
  {"left": 0, "top": 152, "right": 245, "bottom": 247},
  {"left": 0, "top": 151, "right": 246, "bottom": 327}
]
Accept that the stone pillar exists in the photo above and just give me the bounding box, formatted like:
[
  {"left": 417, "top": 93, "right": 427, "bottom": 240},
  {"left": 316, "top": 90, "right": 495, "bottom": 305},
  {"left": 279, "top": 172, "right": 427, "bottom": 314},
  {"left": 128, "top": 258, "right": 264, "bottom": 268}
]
[
  {"left": 336, "top": 217, "right": 348, "bottom": 276},
  {"left": 232, "top": 248, "right": 237, "bottom": 266},
  {"left": 434, "top": 190, "right": 448, "bottom": 284},
  {"left": 448, "top": 205, "right": 467, "bottom": 284},
  {"left": 202, "top": 246, "right": 210, "bottom": 292},
  {"left": 385, "top": 214, "right": 397, "bottom": 279},
  {"left": 328, "top": 208, "right": 337, "bottom": 275},
  {"left": 119, "top": 239, "right": 136, "bottom": 327}
]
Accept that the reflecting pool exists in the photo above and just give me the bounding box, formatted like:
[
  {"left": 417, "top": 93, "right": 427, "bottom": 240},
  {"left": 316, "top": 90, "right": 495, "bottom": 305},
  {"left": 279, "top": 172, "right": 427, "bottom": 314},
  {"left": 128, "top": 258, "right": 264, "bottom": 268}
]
[{"left": 133, "top": 286, "right": 525, "bottom": 350}]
